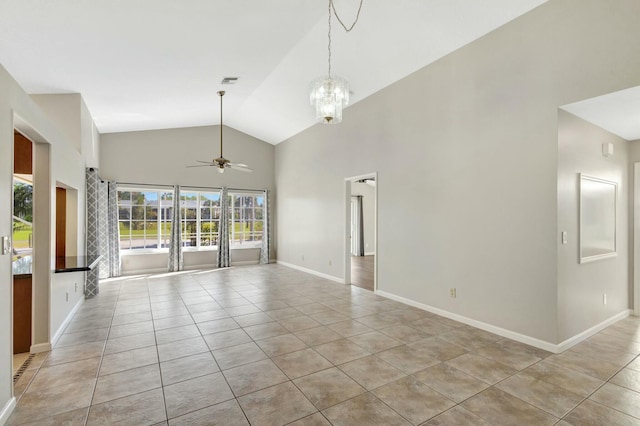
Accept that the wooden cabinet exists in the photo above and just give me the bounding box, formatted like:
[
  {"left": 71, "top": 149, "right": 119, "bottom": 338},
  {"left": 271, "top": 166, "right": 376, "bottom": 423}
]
[{"left": 13, "top": 275, "right": 32, "bottom": 354}]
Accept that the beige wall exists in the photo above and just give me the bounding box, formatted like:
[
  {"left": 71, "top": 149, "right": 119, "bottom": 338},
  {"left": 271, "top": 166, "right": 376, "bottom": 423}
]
[
  {"left": 557, "top": 110, "right": 630, "bottom": 342},
  {"left": 275, "top": 0, "right": 640, "bottom": 346},
  {"left": 0, "top": 65, "right": 89, "bottom": 422},
  {"left": 100, "top": 125, "right": 276, "bottom": 272}
]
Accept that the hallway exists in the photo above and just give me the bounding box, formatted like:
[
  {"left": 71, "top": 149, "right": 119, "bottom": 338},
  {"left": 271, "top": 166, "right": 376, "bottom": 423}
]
[
  {"left": 350, "top": 255, "right": 374, "bottom": 291},
  {"left": 7, "top": 264, "right": 640, "bottom": 425}
]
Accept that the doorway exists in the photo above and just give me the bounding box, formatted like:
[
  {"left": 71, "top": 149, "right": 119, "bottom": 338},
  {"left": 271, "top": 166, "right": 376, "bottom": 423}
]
[
  {"left": 345, "top": 173, "right": 377, "bottom": 291},
  {"left": 12, "top": 131, "right": 33, "bottom": 379}
]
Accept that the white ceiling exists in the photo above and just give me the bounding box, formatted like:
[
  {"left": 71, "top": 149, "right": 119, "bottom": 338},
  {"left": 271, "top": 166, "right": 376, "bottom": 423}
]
[
  {"left": 561, "top": 86, "right": 640, "bottom": 141},
  {"left": 0, "top": 0, "right": 549, "bottom": 144}
]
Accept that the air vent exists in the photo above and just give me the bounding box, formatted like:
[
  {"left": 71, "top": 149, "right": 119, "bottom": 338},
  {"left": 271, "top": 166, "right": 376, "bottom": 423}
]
[{"left": 221, "top": 77, "right": 239, "bottom": 85}]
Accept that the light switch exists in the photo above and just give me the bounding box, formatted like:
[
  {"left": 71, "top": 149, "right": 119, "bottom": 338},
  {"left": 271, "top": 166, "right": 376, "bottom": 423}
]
[{"left": 561, "top": 231, "right": 567, "bottom": 245}]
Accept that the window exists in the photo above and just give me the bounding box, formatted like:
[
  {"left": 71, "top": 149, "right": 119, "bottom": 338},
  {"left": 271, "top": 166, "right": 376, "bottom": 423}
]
[
  {"left": 13, "top": 177, "right": 33, "bottom": 257},
  {"left": 116, "top": 187, "right": 265, "bottom": 251},
  {"left": 118, "top": 188, "right": 173, "bottom": 251},
  {"left": 180, "top": 191, "right": 220, "bottom": 249},
  {"left": 229, "top": 192, "right": 264, "bottom": 247}
]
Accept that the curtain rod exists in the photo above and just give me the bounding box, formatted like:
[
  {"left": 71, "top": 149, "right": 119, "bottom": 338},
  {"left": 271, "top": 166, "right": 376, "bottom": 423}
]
[{"left": 117, "top": 182, "right": 267, "bottom": 193}]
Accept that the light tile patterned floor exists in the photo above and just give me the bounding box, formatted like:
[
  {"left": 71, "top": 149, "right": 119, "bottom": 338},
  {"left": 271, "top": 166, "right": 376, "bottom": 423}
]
[{"left": 7, "top": 264, "right": 640, "bottom": 425}]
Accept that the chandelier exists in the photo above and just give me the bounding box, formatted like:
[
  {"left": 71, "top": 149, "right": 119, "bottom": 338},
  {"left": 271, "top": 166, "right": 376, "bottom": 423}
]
[{"left": 310, "top": 0, "right": 363, "bottom": 124}]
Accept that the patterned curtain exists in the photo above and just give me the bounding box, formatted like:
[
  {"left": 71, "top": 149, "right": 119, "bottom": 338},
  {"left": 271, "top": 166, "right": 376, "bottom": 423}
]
[
  {"left": 97, "top": 181, "right": 109, "bottom": 279},
  {"left": 216, "top": 187, "right": 230, "bottom": 268},
  {"left": 259, "top": 189, "right": 270, "bottom": 264},
  {"left": 168, "top": 185, "right": 183, "bottom": 272},
  {"left": 107, "top": 181, "right": 121, "bottom": 277},
  {"left": 85, "top": 168, "right": 100, "bottom": 298}
]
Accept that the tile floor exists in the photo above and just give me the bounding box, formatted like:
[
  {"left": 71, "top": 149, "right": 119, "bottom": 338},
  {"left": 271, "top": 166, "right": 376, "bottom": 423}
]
[{"left": 7, "top": 264, "right": 640, "bottom": 425}]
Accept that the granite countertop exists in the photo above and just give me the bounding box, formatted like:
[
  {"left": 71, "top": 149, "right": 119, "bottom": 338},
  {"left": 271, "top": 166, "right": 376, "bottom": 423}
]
[
  {"left": 12, "top": 255, "right": 33, "bottom": 276},
  {"left": 55, "top": 255, "right": 102, "bottom": 273},
  {"left": 12, "top": 254, "right": 103, "bottom": 276}
]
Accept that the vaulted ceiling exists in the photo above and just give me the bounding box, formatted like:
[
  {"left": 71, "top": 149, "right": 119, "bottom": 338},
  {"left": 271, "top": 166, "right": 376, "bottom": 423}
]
[{"left": 1, "top": 0, "right": 551, "bottom": 144}]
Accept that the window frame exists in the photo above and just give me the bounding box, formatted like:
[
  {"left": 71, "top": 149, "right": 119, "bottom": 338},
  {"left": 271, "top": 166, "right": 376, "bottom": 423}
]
[
  {"left": 228, "top": 191, "right": 264, "bottom": 248},
  {"left": 180, "top": 190, "right": 220, "bottom": 251},
  {"left": 117, "top": 186, "right": 173, "bottom": 253}
]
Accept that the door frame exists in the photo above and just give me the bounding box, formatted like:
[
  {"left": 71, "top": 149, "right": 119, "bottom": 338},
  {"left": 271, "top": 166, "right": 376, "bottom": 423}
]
[
  {"left": 344, "top": 172, "right": 378, "bottom": 292},
  {"left": 634, "top": 163, "right": 640, "bottom": 316}
]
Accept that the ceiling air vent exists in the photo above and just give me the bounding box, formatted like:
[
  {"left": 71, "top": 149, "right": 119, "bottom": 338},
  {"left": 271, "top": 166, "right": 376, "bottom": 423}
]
[{"left": 221, "top": 77, "right": 239, "bottom": 85}]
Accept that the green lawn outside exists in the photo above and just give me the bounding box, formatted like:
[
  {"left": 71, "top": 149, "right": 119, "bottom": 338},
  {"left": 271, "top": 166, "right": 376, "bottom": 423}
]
[
  {"left": 119, "top": 222, "right": 262, "bottom": 237},
  {"left": 12, "top": 228, "right": 32, "bottom": 249}
]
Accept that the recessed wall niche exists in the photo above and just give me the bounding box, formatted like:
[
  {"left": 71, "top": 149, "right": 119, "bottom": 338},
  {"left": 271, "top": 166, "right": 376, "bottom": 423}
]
[{"left": 56, "top": 183, "right": 78, "bottom": 258}]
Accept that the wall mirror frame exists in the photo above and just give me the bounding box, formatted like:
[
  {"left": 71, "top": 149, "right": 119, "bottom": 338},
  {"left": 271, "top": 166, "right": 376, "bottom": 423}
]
[{"left": 579, "top": 173, "right": 617, "bottom": 264}]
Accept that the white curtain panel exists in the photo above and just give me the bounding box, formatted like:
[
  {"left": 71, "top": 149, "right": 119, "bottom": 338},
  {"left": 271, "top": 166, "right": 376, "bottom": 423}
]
[
  {"left": 217, "top": 187, "right": 230, "bottom": 268},
  {"left": 259, "top": 189, "right": 270, "bottom": 264},
  {"left": 352, "top": 195, "right": 365, "bottom": 257},
  {"left": 168, "top": 185, "right": 183, "bottom": 272},
  {"left": 357, "top": 195, "right": 365, "bottom": 256},
  {"left": 85, "top": 168, "right": 100, "bottom": 298},
  {"left": 107, "top": 181, "right": 121, "bottom": 277}
]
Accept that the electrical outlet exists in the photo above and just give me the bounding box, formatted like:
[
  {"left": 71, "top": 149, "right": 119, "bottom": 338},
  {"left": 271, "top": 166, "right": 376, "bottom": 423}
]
[
  {"left": 65, "top": 292, "right": 69, "bottom": 302},
  {"left": 75, "top": 283, "right": 78, "bottom": 293},
  {"left": 603, "top": 293, "right": 607, "bottom": 305},
  {"left": 450, "top": 288, "right": 457, "bottom": 298}
]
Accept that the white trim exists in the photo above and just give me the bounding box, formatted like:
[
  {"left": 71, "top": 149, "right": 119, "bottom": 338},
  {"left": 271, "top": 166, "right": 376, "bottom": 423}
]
[
  {"left": 557, "top": 309, "right": 632, "bottom": 353},
  {"left": 634, "top": 162, "right": 640, "bottom": 316},
  {"left": 29, "top": 342, "right": 52, "bottom": 354},
  {"left": 122, "top": 267, "right": 167, "bottom": 275},
  {"left": 50, "top": 296, "right": 84, "bottom": 347},
  {"left": 230, "top": 260, "right": 260, "bottom": 267},
  {"left": 0, "top": 397, "right": 16, "bottom": 425},
  {"left": 276, "top": 260, "right": 344, "bottom": 284},
  {"left": 183, "top": 264, "right": 216, "bottom": 271},
  {"left": 376, "top": 290, "right": 559, "bottom": 353},
  {"left": 364, "top": 252, "right": 375, "bottom": 256}
]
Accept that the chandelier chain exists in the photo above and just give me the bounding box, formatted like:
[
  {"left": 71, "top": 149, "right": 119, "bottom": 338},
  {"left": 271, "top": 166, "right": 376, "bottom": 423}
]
[
  {"left": 330, "top": 0, "right": 364, "bottom": 33},
  {"left": 328, "top": 0, "right": 332, "bottom": 76}
]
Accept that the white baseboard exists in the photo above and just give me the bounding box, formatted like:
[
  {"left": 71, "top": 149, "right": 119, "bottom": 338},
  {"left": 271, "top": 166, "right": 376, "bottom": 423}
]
[
  {"left": 230, "top": 260, "right": 260, "bottom": 267},
  {"left": 30, "top": 342, "right": 52, "bottom": 354},
  {"left": 364, "top": 252, "right": 375, "bottom": 256},
  {"left": 376, "top": 290, "right": 559, "bottom": 353},
  {"left": 276, "top": 260, "right": 344, "bottom": 284},
  {"left": 0, "top": 397, "right": 16, "bottom": 425},
  {"left": 183, "top": 264, "right": 216, "bottom": 271},
  {"left": 557, "top": 309, "right": 632, "bottom": 353},
  {"left": 50, "top": 296, "right": 85, "bottom": 348},
  {"left": 122, "top": 267, "right": 167, "bottom": 276}
]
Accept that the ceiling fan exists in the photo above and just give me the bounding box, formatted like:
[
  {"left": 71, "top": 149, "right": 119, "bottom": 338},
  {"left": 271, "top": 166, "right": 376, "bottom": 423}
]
[{"left": 188, "top": 90, "right": 252, "bottom": 173}]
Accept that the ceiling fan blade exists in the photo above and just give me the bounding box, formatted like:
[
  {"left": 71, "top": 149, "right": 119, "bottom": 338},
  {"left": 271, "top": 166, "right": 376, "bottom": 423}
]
[
  {"left": 196, "top": 160, "right": 214, "bottom": 164},
  {"left": 227, "top": 163, "right": 253, "bottom": 173},
  {"left": 186, "top": 164, "right": 215, "bottom": 168}
]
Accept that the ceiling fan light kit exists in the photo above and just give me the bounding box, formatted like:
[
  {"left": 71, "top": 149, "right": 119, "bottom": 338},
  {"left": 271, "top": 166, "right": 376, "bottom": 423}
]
[
  {"left": 188, "top": 90, "right": 253, "bottom": 173},
  {"left": 310, "top": 0, "right": 363, "bottom": 125}
]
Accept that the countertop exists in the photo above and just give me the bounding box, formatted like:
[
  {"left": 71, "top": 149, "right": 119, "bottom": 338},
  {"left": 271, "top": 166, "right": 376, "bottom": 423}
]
[{"left": 55, "top": 255, "right": 102, "bottom": 273}]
